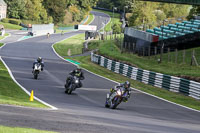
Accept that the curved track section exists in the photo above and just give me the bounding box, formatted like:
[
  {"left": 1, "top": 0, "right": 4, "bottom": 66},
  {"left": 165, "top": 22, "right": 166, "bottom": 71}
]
[{"left": 0, "top": 11, "right": 200, "bottom": 133}]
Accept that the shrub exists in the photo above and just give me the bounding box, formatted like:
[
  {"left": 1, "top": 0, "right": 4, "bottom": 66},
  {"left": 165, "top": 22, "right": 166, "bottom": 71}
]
[
  {"left": 9, "top": 19, "right": 21, "bottom": 25},
  {"left": 1, "top": 18, "right": 9, "bottom": 23}
]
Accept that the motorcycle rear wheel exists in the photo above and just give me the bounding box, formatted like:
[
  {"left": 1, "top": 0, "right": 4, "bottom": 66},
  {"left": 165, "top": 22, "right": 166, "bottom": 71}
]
[{"left": 34, "top": 74, "right": 38, "bottom": 79}]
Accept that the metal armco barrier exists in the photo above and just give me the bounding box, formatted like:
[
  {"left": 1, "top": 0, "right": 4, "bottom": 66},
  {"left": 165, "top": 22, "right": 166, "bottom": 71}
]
[{"left": 91, "top": 53, "right": 200, "bottom": 100}]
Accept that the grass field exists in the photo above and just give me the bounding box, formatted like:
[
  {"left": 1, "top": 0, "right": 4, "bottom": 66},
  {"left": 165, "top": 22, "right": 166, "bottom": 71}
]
[
  {"left": 88, "top": 40, "right": 200, "bottom": 78},
  {"left": 0, "top": 59, "right": 47, "bottom": 108},
  {"left": 0, "top": 43, "right": 4, "bottom": 47},
  {"left": 0, "top": 33, "right": 9, "bottom": 41},
  {"left": 93, "top": 9, "right": 121, "bottom": 32},
  {"left": 0, "top": 22, "right": 22, "bottom": 30},
  {"left": 53, "top": 34, "right": 85, "bottom": 56},
  {"left": 0, "top": 126, "right": 57, "bottom": 133},
  {"left": 53, "top": 33, "right": 200, "bottom": 111}
]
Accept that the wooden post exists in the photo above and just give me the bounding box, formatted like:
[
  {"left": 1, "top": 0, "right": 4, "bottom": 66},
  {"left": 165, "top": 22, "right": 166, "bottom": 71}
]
[
  {"left": 160, "top": 47, "right": 163, "bottom": 63},
  {"left": 168, "top": 48, "right": 170, "bottom": 62},
  {"left": 154, "top": 46, "right": 157, "bottom": 60},
  {"left": 133, "top": 43, "right": 135, "bottom": 54},
  {"left": 121, "top": 40, "right": 124, "bottom": 53},
  {"left": 183, "top": 49, "right": 185, "bottom": 64},
  {"left": 125, "top": 42, "right": 127, "bottom": 52},
  {"left": 148, "top": 46, "right": 151, "bottom": 59},
  {"left": 143, "top": 47, "right": 145, "bottom": 57},
  {"left": 175, "top": 49, "right": 178, "bottom": 64},
  {"left": 191, "top": 49, "right": 199, "bottom": 66}
]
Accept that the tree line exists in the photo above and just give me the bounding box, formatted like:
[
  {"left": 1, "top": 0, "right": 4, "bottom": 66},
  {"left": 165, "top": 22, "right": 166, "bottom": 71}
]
[
  {"left": 97, "top": 0, "right": 199, "bottom": 28},
  {"left": 4, "top": 0, "right": 98, "bottom": 24}
]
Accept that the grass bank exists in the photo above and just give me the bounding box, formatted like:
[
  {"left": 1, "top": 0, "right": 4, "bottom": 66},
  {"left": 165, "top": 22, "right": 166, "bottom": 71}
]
[
  {"left": 53, "top": 34, "right": 200, "bottom": 111},
  {"left": 53, "top": 34, "right": 85, "bottom": 56},
  {"left": 0, "top": 43, "right": 4, "bottom": 47},
  {"left": 0, "top": 59, "right": 47, "bottom": 108},
  {"left": 89, "top": 40, "right": 200, "bottom": 78},
  {"left": 0, "top": 33, "right": 9, "bottom": 41},
  {"left": 0, "top": 22, "right": 22, "bottom": 30},
  {"left": 0, "top": 126, "right": 57, "bottom": 133}
]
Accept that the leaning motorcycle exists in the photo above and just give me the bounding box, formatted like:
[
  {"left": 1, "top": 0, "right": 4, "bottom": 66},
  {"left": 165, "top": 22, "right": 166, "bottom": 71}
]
[
  {"left": 33, "top": 63, "right": 42, "bottom": 79},
  {"left": 105, "top": 87, "right": 128, "bottom": 109},
  {"left": 65, "top": 76, "right": 80, "bottom": 94}
]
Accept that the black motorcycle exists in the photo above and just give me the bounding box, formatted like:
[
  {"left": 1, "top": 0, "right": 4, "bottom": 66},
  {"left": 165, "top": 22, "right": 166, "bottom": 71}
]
[
  {"left": 65, "top": 76, "right": 81, "bottom": 94},
  {"left": 33, "top": 63, "right": 42, "bottom": 79},
  {"left": 105, "top": 87, "right": 128, "bottom": 109}
]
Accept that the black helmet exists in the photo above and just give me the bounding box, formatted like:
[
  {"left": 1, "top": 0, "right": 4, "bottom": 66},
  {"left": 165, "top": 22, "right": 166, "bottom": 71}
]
[
  {"left": 124, "top": 81, "right": 130, "bottom": 89},
  {"left": 37, "top": 57, "right": 42, "bottom": 63}
]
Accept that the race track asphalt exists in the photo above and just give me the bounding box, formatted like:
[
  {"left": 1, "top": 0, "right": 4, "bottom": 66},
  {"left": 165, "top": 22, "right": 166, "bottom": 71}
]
[{"left": 0, "top": 11, "right": 200, "bottom": 133}]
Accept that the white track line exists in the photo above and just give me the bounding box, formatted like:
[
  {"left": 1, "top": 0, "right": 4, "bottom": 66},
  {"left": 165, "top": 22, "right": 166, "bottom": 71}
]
[
  {"left": 0, "top": 35, "right": 58, "bottom": 110},
  {"left": 52, "top": 12, "right": 200, "bottom": 113}
]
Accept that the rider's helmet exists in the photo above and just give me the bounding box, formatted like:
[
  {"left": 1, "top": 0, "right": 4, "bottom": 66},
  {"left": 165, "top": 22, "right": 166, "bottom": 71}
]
[
  {"left": 124, "top": 81, "right": 130, "bottom": 89},
  {"left": 75, "top": 66, "right": 81, "bottom": 73},
  {"left": 37, "top": 57, "right": 42, "bottom": 63}
]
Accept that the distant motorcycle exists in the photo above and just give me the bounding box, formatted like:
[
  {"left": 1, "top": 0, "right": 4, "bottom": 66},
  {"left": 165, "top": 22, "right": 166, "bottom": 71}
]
[
  {"left": 65, "top": 76, "right": 80, "bottom": 94},
  {"left": 105, "top": 87, "right": 128, "bottom": 109},
  {"left": 33, "top": 63, "right": 42, "bottom": 79}
]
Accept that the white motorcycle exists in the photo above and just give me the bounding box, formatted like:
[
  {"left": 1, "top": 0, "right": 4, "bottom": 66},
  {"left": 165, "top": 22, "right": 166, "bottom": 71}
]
[
  {"left": 105, "top": 87, "right": 129, "bottom": 109},
  {"left": 33, "top": 63, "right": 42, "bottom": 79}
]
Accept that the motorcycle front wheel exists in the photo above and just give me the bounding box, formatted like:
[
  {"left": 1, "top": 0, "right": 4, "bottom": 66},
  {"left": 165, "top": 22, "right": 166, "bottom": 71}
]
[{"left": 110, "top": 97, "right": 121, "bottom": 109}]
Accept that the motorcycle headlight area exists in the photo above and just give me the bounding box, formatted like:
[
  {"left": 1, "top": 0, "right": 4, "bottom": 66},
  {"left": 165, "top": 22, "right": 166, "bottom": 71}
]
[
  {"left": 75, "top": 80, "right": 79, "bottom": 83},
  {"left": 117, "top": 90, "right": 122, "bottom": 95}
]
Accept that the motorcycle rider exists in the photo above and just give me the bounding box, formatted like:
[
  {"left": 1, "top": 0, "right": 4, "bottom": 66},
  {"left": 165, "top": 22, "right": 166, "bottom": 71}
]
[
  {"left": 32, "top": 57, "right": 44, "bottom": 72},
  {"left": 109, "top": 81, "right": 131, "bottom": 102},
  {"left": 65, "top": 66, "right": 85, "bottom": 90}
]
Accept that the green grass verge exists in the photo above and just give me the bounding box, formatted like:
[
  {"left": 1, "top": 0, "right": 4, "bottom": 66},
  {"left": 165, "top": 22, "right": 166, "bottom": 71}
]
[
  {"left": 53, "top": 34, "right": 85, "bottom": 56},
  {"left": 0, "top": 22, "right": 22, "bottom": 30},
  {"left": 0, "top": 43, "right": 4, "bottom": 47},
  {"left": 92, "top": 9, "right": 121, "bottom": 32},
  {"left": 53, "top": 34, "right": 200, "bottom": 111},
  {"left": 90, "top": 40, "right": 200, "bottom": 78},
  {"left": 0, "top": 33, "right": 9, "bottom": 41},
  {"left": 68, "top": 56, "right": 200, "bottom": 111},
  {"left": 0, "top": 60, "right": 47, "bottom": 108},
  {"left": 0, "top": 126, "right": 57, "bottom": 133},
  {"left": 84, "top": 13, "right": 94, "bottom": 25}
]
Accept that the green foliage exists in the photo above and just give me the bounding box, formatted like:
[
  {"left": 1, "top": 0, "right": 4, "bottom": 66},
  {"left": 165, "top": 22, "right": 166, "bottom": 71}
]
[
  {"left": 4, "top": 0, "right": 98, "bottom": 24},
  {"left": 1, "top": 18, "right": 9, "bottom": 23},
  {"left": 1, "top": 18, "right": 21, "bottom": 25},
  {"left": 4, "top": 0, "right": 26, "bottom": 19},
  {"left": 187, "top": 6, "right": 200, "bottom": 20},
  {"left": 0, "top": 126, "right": 57, "bottom": 133},
  {"left": 8, "top": 19, "right": 21, "bottom": 25},
  {"left": 43, "top": 0, "right": 66, "bottom": 24},
  {"left": 113, "top": 23, "right": 121, "bottom": 33},
  {"left": 0, "top": 22, "right": 22, "bottom": 30},
  {"left": 0, "top": 60, "right": 47, "bottom": 108}
]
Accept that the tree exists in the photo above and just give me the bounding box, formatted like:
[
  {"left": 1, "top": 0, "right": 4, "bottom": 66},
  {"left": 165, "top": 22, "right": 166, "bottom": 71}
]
[
  {"left": 4, "top": 0, "right": 27, "bottom": 19},
  {"left": 43, "top": 0, "right": 66, "bottom": 24},
  {"left": 187, "top": 6, "right": 200, "bottom": 20},
  {"left": 25, "top": 0, "right": 52, "bottom": 23}
]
